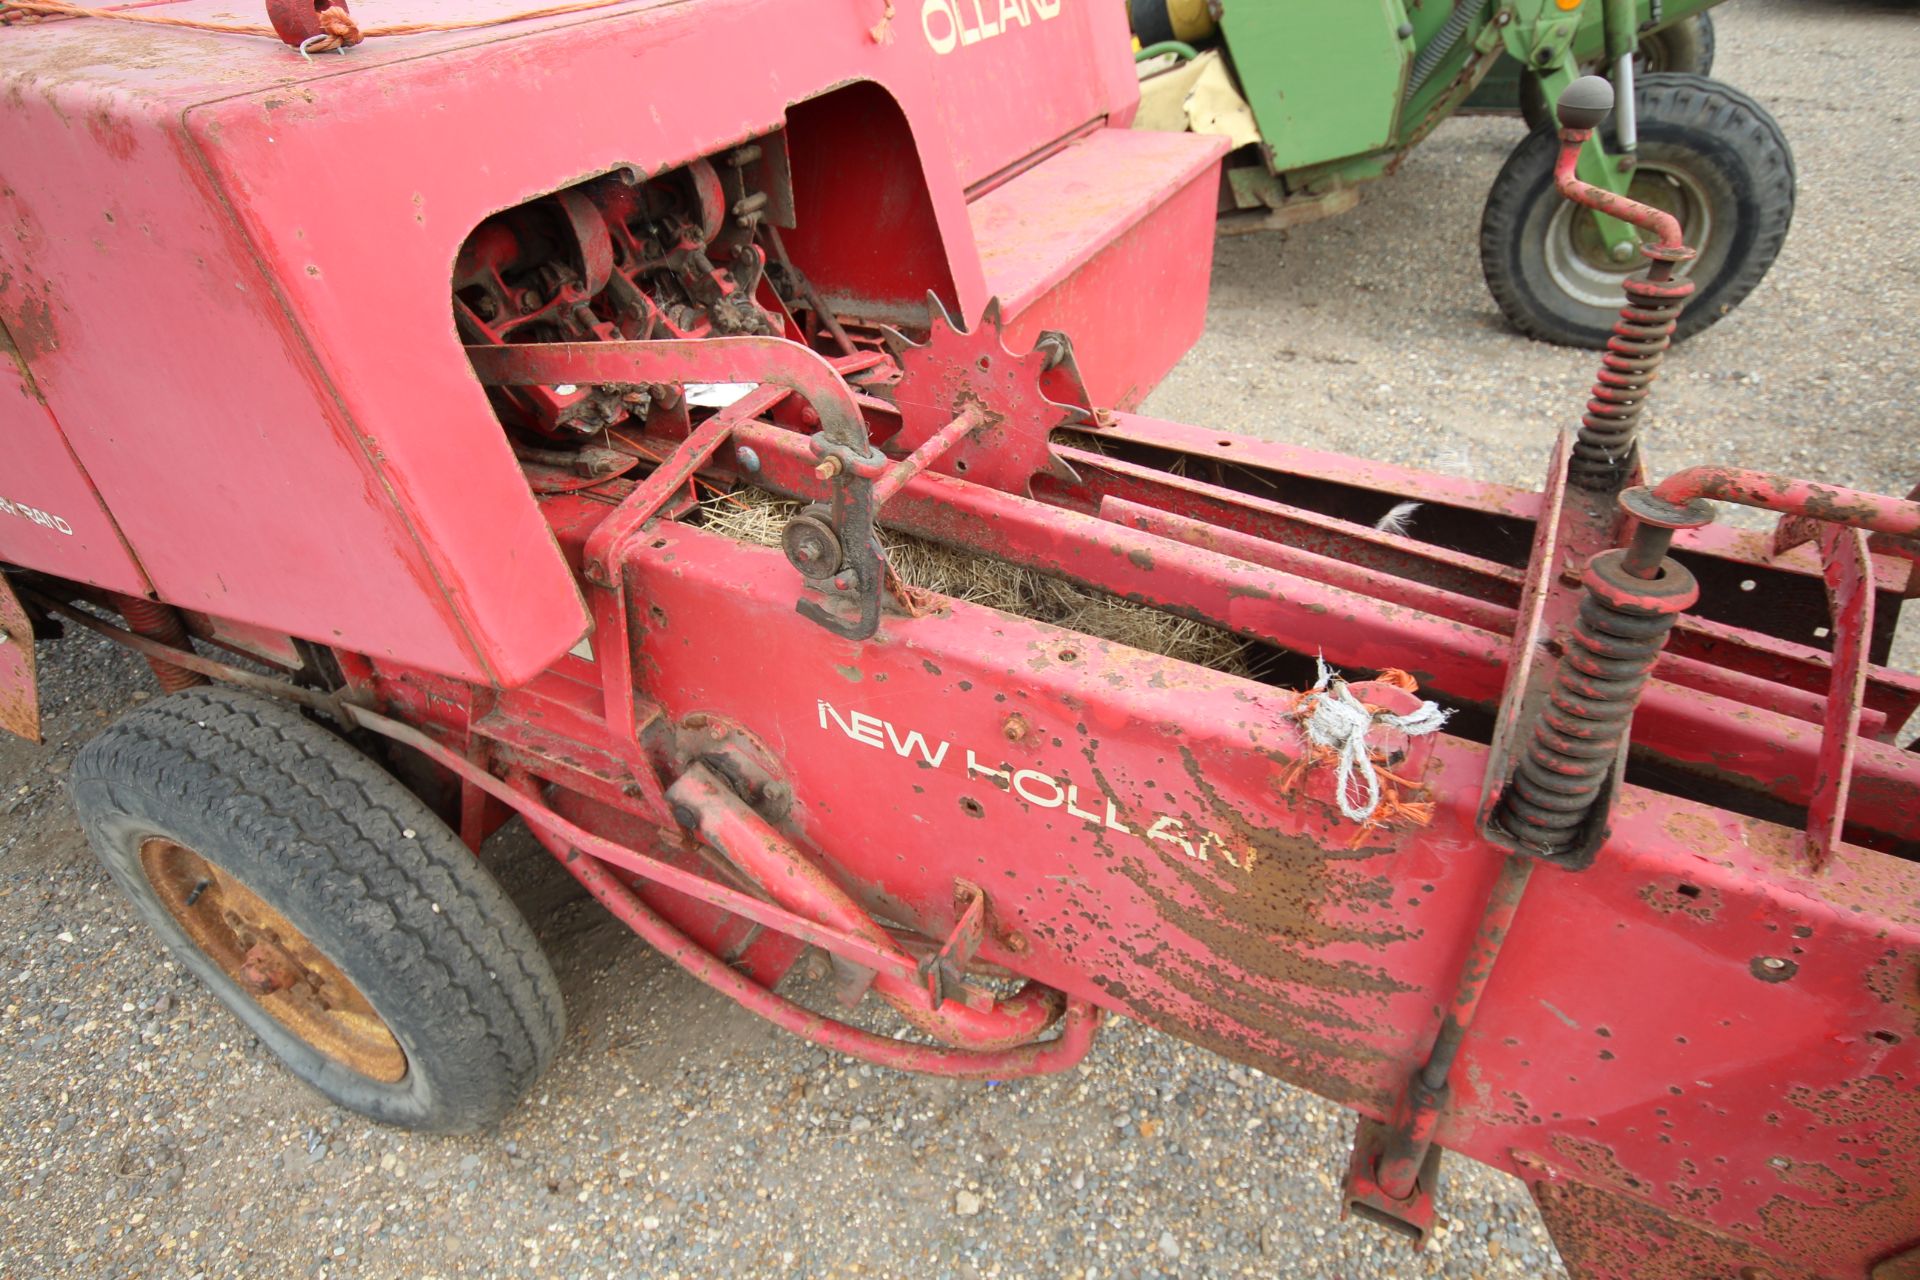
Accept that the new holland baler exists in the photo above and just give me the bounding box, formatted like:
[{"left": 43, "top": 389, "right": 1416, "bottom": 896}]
[{"left": 1, "top": 4, "right": 1916, "bottom": 1278}]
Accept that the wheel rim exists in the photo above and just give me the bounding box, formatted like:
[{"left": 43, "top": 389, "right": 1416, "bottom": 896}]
[
  {"left": 1542, "top": 160, "right": 1712, "bottom": 312},
  {"left": 139, "top": 837, "right": 407, "bottom": 1083}
]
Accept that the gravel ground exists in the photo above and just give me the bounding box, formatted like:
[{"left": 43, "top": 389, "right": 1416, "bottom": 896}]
[{"left": 4, "top": 3, "right": 1916, "bottom": 1277}]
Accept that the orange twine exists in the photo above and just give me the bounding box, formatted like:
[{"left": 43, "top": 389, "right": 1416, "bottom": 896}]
[{"left": 1280, "top": 675, "right": 1439, "bottom": 845}]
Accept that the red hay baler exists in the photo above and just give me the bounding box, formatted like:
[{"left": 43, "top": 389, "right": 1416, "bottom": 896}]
[{"left": 1, "top": 5, "right": 1916, "bottom": 1278}]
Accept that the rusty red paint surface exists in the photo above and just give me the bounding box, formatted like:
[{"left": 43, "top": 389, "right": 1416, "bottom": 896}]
[
  {"left": 580, "top": 520, "right": 1918, "bottom": 1275},
  {"left": 0, "top": 0, "right": 1183, "bottom": 684},
  {"left": 0, "top": 572, "right": 39, "bottom": 742},
  {"left": 8, "top": 10, "right": 1920, "bottom": 1279},
  {"left": 1653, "top": 466, "right": 1920, "bottom": 538}
]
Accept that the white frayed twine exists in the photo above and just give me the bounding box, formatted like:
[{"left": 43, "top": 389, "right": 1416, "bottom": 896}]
[{"left": 1301, "top": 657, "right": 1449, "bottom": 823}]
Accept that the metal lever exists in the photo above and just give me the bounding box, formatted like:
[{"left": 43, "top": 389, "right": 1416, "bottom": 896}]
[
  {"left": 1551, "top": 75, "right": 1698, "bottom": 495},
  {"left": 785, "top": 405, "right": 986, "bottom": 642}
]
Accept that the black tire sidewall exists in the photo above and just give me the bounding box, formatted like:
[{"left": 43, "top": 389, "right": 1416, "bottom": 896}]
[{"left": 76, "top": 780, "right": 457, "bottom": 1128}]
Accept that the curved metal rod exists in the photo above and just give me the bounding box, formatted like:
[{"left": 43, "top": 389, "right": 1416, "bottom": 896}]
[
  {"left": 1650, "top": 466, "right": 1920, "bottom": 539},
  {"left": 666, "top": 763, "right": 1065, "bottom": 1050},
  {"left": 464, "top": 336, "right": 869, "bottom": 450},
  {"left": 1554, "top": 127, "right": 1686, "bottom": 252},
  {"left": 519, "top": 790, "right": 1105, "bottom": 1079}
]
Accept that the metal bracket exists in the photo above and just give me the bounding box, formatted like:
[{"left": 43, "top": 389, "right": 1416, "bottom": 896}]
[
  {"left": 919, "top": 880, "right": 987, "bottom": 1010},
  {"left": 789, "top": 436, "right": 888, "bottom": 641},
  {"left": 1342, "top": 1115, "right": 1442, "bottom": 1247},
  {"left": 1803, "top": 524, "right": 1874, "bottom": 873}
]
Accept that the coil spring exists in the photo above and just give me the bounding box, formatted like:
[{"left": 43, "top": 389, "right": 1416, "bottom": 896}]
[
  {"left": 1568, "top": 275, "right": 1692, "bottom": 493},
  {"left": 119, "top": 598, "right": 208, "bottom": 693},
  {"left": 1495, "top": 591, "right": 1680, "bottom": 851}
]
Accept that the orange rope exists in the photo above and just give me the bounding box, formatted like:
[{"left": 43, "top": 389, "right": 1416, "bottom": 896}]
[{"left": 0, "top": 0, "right": 649, "bottom": 53}]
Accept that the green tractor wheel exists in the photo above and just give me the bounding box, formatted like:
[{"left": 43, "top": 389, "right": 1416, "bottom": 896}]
[
  {"left": 1519, "top": 15, "right": 1716, "bottom": 131},
  {"left": 1480, "top": 73, "right": 1794, "bottom": 349}
]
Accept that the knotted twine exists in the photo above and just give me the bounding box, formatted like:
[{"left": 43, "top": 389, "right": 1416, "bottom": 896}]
[{"left": 1298, "top": 657, "right": 1449, "bottom": 824}]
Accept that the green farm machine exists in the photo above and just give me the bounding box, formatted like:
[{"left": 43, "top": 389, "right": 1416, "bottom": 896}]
[{"left": 1132, "top": 0, "right": 1794, "bottom": 347}]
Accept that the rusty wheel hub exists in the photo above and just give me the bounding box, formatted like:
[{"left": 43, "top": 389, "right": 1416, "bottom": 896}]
[{"left": 139, "top": 837, "right": 406, "bottom": 1083}]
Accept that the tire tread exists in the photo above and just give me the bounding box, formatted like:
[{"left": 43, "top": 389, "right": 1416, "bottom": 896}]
[{"left": 71, "top": 687, "right": 563, "bottom": 1132}]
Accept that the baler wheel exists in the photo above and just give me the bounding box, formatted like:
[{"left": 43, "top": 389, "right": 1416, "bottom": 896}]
[{"left": 70, "top": 686, "right": 564, "bottom": 1132}]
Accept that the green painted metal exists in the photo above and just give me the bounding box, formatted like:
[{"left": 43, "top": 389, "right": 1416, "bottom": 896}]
[
  {"left": 1175, "top": 0, "right": 1729, "bottom": 248},
  {"left": 1466, "top": 0, "right": 1718, "bottom": 109},
  {"left": 1217, "top": 0, "right": 1414, "bottom": 175}
]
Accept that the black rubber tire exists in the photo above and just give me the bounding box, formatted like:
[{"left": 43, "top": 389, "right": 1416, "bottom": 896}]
[
  {"left": 1518, "top": 74, "right": 1554, "bottom": 135},
  {"left": 1635, "top": 14, "right": 1714, "bottom": 76},
  {"left": 1480, "top": 72, "right": 1794, "bottom": 348},
  {"left": 1128, "top": 0, "right": 1175, "bottom": 46},
  {"left": 70, "top": 686, "right": 564, "bottom": 1133}
]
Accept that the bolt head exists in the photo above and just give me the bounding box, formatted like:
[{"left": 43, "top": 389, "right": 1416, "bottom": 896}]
[{"left": 1609, "top": 241, "right": 1637, "bottom": 263}]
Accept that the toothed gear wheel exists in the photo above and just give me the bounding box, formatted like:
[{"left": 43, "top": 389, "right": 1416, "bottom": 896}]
[{"left": 879, "top": 296, "right": 1091, "bottom": 497}]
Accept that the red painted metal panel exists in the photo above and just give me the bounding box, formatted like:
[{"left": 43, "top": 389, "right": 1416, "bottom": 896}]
[
  {"left": 0, "top": 340, "right": 148, "bottom": 596},
  {"left": 0, "top": 0, "right": 1150, "bottom": 684},
  {"left": 887, "top": 0, "right": 1140, "bottom": 189},
  {"left": 975, "top": 129, "right": 1227, "bottom": 408},
  {"left": 969, "top": 128, "right": 1225, "bottom": 316},
  {"left": 620, "top": 523, "right": 1920, "bottom": 1277},
  {"left": 0, "top": 76, "right": 484, "bottom": 676}
]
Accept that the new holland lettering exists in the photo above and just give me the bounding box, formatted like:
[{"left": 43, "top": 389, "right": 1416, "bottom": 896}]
[
  {"left": 816, "top": 699, "right": 1251, "bottom": 869},
  {"left": 920, "top": 0, "right": 1062, "bottom": 57}
]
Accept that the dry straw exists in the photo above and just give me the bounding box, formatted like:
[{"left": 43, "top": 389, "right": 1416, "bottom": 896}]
[{"left": 698, "top": 489, "right": 1250, "bottom": 674}]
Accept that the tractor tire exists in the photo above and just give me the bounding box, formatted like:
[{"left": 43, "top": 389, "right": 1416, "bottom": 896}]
[
  {"left": 1635, "top": 14, "right": 1714, "bottom": 76},
  {"left": 1517, "top": 17, "right": 1717, "bottom": 132},
  {"left": 70, "top": 685, "right": 564, "bottom": 1133},
  {"left": 1480, "top": 72, "right": 1794, "bottom": 348}
]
